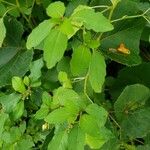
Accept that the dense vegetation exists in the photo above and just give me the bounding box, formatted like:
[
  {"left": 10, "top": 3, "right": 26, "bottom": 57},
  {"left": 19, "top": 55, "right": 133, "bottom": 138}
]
[{"left": 0, "top": 0, "right": 150, "bottom": 149}]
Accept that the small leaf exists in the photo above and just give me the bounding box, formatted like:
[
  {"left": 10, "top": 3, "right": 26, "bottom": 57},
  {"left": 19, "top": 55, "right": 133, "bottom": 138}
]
[
  {"left": 70, "top": 45, "right": 91, "bottom": 76},
  {"left": 44, "top": 29, "right": 68, "bottom": 69},
  {"left": 89, "top": 51, "right": 106, "bottom": 93},
  {"left": 0, "top": 18, "right": 6, "bottom": 47},
  {"left": 68, "top": 125, "right": 85, "bottom": 150},
  {"left": 12, "top": 76, "right": 26, "bottom": 93},
  {"left": 46, "top": 1, "right": 65, "bottom": 18},
  {"left": 26, "top": 19, "right": 54, "bottom": 49},
  {"left": 45, "top": 108, "right": 71, "bottom": 124},
  {"left": 42, "top": 91, "right": 52, "bottom": 106},
  {"left": 58, "top": 71, "right": 72, "bottom": 88}
]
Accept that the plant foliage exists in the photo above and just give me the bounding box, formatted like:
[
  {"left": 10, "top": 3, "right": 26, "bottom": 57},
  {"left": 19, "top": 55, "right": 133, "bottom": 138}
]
[{"left": 0, "top": 0, "right": 150, "bottom": 149}]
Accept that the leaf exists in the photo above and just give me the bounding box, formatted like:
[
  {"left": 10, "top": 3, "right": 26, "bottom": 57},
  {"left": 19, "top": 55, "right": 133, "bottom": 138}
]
[
  {"left": 89, "top": 51, "right": 106, "bottom": 93},
  {"left": 0, "top": 18, "right": 6, "bottom": 47},
  {"left": 0, "top": 47, "right": 19, "bottom": 68},
  {"left": 0, "top": 93, "right": 21, "bottom": 113},
  {"left": 45, "top": 107, "right": 71, "bottom": 124},
  {"left": 26, "top": 19, "right": 54, "bottom": 49},
  {"left": 51, "top": 87, "right": 81, "bottom": 113},
  {"left": 68, "top": 125, "right": 85, "bottom": 150},
  {"left": 59, "top": 18, "right": 74, "bottom": 38},
  {"left": 70, "top": 45, "right": 91, "bottom": 76},
  {"left": 85, "top": 127, "right": 113, "bottom": 149},
  {"left": 48, "top": 131, "right": 68, "bottom": 150},
  {"left": 79, "top": 114, "right": 101, "bottom": 137},
  {"left": 114, "top": 84, "right": 150, "bottom": 122},
  {"left": 12, "top": 76, "right": 26, "bottom": 93},
  {"left": 110, "top": 62, "right": 150, "bottom": 100},
  {"left": 4, "top": 17, "right": 24, "bottom": 46},
  {"left": 0, "top": 112, "right": 8, "bottom": 138},
  {"left": 0, "top": 50, "right": 33, "bottom": 87},
  {"left": 121, "top": 108, "right": 150, "bottom": 138},
  {"left": 46, "top": 1, "right": 65, "bottom": 18},
  {"left": 44, "top": 29, "right": 68, "bottom": 69},
  {"left": 35, "top": 104, "right": 50, "bottom": 120},
  {"left": 58, "top": 71, "right": 72, "bottom": 88},
  {"left": 71, "top": 7, "right": 114, "bottom": 32},
  {"left": 11, "top": 101, "right": 24, "bottom": 121},
  {"left": 29, "top": 58, "right": 44, "bottom": 85},
  {"left": 100, "top": 18, "right": 145, "bottom": 66},
  {"left": 85, "top": 104, "right": 108, "bottom": 127},
  {"left": 42, "top": 91, "right": 52, "bottom": 107}
]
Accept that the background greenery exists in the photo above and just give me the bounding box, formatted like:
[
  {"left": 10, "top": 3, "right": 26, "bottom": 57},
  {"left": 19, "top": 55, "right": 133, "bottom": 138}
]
[{"left": 0, "top": 0, "right": 150, "bottom": 149}]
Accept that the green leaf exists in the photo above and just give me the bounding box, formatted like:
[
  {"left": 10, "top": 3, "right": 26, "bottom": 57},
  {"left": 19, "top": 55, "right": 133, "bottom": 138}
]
[
  {"left": 58, "top": 71, "right": 72, "bottom": 88},
  {"left": 12, "top": 76, "right": 26, "bottom": 93},
  {"left": 0, "top": 50, "right": 33, "bottom": 87},
  {"left": 44, "top": 29, "right": 68, "bottom": 69},
  {"left": 45, "top": 107, "right": 71, "bottom": 124},
  {"left": 100, "top": 19, "right": 145, "bottom": 66},
  {"left": 0, "top": 18, "right": 6, "bottom": 47},
  {"left": 51, "top": 87, "right": 81, "bottom": 113},
  {"left": 59, "top": 18, "right": 74, "bottom": 38},
  {"left": 0, "top": 112, "right": 8, "bottom": 138},
  {"left": 46, "top": 1, "right": 65, "bottom": 18},
  {"left": 0, "top": 47, "right": 19, "bottom": 68},
  {"left": 121, "top": 108, "right": 150, "bottom": 138},
  {"left": 79, "top": 114, "right": 101, "bottom": 137},
  {"left": 48, "top": 131, "right": 68, "bottom": 150},
  {"left": 29, "top": 58, "right": 44, "bottom": 85},
  {"left": 4, "top": 17, "right": 24, "bottom": 46},
  {"left": 85, "top": 104, "right": 108, "bottom": 127},
  {"left": 35, "top": 104, "right": 50, "bottom": 120},
  {"left": 71, "top": 7, "right": 114, "bottom": 32},
  {"left": 70, "top": 45, "right": 91, "bottom": 76},
  {"left": 0, "top": 93, "right": 21, "bottom": 113},
  {"left": 26, "top": 19, "right": 54, "bottom": 49},
  {"left": 68, "top": 125, "right": 85, "bottom": 150},
  {"left": 85, "top": 127, "right": 113, "bottom": 149},
  {"left": 42, "top": 91, "right": 52, "bottom": 106},
  {"left": 114, "top": 84, "right": 150, "bottom": 122},
  {"left": 11, "top": 101, "right": 24, "bottom": 121},
  {"left": 89, "top": 51, "right": 106, "bottom": 93},
  {"left": 110, "top": 62, "right": 150, "bottom": 100}
]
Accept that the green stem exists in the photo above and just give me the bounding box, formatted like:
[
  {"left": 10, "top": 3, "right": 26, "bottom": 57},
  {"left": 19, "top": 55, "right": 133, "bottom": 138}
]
[
  {"left": 15, "top": 0, "right": 33, "bottom": 29},
  {"left": 91, "top": 5, "right": 109, "bottom": 9},
  {"left": 1, "top": 0, "right": 16, "bottom": 7}
]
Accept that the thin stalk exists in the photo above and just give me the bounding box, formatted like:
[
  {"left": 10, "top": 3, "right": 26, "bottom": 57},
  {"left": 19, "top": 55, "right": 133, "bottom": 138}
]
[{"left": 91, "top": 5, "right": 109, "bottom": 9}]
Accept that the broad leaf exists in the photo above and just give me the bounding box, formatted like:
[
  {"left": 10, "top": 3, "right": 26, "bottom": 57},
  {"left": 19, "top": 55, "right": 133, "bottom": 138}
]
[
  {"left": 85, "top": 104, "right": 108, "bottom": 127},
  {"left": 46, "top": 1, "right": 65, "bottom": 18},
  {"left": 68, "top": 125, "right": 85, "bottom": 150},
  {"left": 45, "top": 107, "right": 72, "bottom": 124},
  {"left": 0, "top": 50, "right": 33, "bottom": 87},
  {"left": 48, "top": 131, "right": 68, "bottom": 150},
  {"left": 4, "top": 17, "right": 24, "bottom": 46},
  {"left": 70, "top": 45, "right": 91, "bottom": 76},
  {"left": 0, "top": 93, "right": 21, "bottom": 113},
  {"left": 26, "top": 19, "right": 54, "bottom": 49},
  {"left": 44, "top": 29, "right": 68, "bottom": 69},
  {"left": 121, "top": 108, "right": 150, "bottom": 138},
  {"left": 114, "top": 84, "right": 150, "bottom": 122},
  {"left": 0, "top": 18, "right": 6, "bottom": 47},
  {"left": 89, "top": 51, "right": 106, "bottom": 93},
  {"left": 71, "top": 6, "right": 114, "bottom": 32}
]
